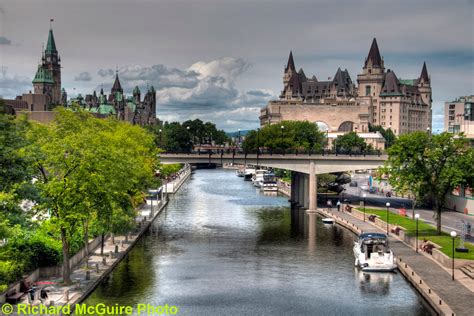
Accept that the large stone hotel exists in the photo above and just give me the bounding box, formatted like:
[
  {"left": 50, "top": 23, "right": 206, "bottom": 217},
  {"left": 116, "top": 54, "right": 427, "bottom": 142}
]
[{"left": 260, "top": 39, "right": 432, "bottom": 137}]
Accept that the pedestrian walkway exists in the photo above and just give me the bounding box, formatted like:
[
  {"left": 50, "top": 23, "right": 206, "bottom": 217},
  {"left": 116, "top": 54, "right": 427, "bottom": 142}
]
[
  {"left": 7, "top": 197, "right": 168, "bottom": 315},
  {"left": 320, "top": 208, "right": 474, "bottom": 316}
]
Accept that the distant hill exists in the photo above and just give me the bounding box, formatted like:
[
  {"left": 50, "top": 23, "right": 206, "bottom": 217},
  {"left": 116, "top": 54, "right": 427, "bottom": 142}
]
[{"left": 226, "top": 130, "right": 252, "bottom": 137}]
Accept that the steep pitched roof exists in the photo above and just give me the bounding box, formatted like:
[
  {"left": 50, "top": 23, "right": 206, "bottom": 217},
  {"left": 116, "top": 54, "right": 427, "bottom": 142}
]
[
  {"left": 45, "top": 28, "right": 57, "bottom": 54},
  {"left": 285, "top": 51, "right": 296, "bottom": 72},
  {"left": 32, "top": 66, "right": 54, "bottom": 84},
  {"left": 298, "top": 68, "right": 307, "bottom": 82},
  {"left": 111, "top": 72, "right": 123, "bottom": 94},
  {"left": 365, "top": 38, "right": 382, "bottom": 68},
  {"left": 381, "top": 70, "right": 402, "bottom": 95},
  {"left": 419, "top": 62, "right": 430, "bottom": 83}
]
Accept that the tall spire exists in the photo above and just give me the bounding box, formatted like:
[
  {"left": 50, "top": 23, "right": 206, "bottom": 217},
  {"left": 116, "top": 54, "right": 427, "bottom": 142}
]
[
  {"left": 285, "top": 51, "right": 296, "bottom": 72},
  {"left": 111, "top": 69, "right": 123, "bottom": 94},
  {"left": 365, "top": 38, "right": 382, "bottom": 68},
  {"left": 419, "top": 62, "right": 430, "bottom": 83},
  {"left": 45, "top": 20, "right": 57, "bottom": 54}
]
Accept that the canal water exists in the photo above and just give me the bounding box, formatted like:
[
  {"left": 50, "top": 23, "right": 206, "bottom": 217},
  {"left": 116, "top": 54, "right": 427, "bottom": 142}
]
[{"left": 84, "top": 169, "right": 432, "bottom": 315}]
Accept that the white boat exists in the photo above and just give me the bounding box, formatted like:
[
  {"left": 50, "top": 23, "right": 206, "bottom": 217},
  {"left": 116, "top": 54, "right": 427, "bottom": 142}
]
[
  {"left": 262, "top": 173, "right": 278, "bottom": 192},
  {"left": 353, "top": 233, "right": 396, "bottom": 272},
  {"left": 322, "top": 218, "right": 335, "bottom": 224},
  {"left": 252, "top": 170, "right": 267, "bottom": 187},
  {"left": 244, "top": 168, "right": 255, "bottom": 181},
  {"left": 236, "top": 169, "right": 244, "bottom": 177}
]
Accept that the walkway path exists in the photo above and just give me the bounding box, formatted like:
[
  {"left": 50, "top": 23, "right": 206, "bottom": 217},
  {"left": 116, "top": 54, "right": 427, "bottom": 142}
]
[
  {"left": 8, "top": 197, "right": 168, "bottom": 315},
  {"left": 319, "top": 207, "right": 474, "bottom": 316}
]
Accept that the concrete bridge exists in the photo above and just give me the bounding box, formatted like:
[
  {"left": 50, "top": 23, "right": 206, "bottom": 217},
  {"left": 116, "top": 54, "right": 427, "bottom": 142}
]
[
  {"left": 159, "top": 153, "right": 387, "bottom": 234},
  {"left": 159, "top": 153, "right": 387, "bottom": 174}
]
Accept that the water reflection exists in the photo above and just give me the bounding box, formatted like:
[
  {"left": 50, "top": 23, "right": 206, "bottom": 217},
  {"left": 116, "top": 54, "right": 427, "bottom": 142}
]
[
  {"left": 356, "top": 270, "right": 393, "bottom": 295},
  {"left": 84, "top": 169, "right": 432, "bottom": 315}
]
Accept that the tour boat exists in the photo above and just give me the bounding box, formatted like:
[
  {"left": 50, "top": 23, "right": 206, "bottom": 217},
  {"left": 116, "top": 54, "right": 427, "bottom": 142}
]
[
  {"left": 252, "top": 170, "right": 267, "bottom": 187},
  {"left": 322, "top": 218, "right": 335, "bottom": 224},
  {"left": 262, "top": 173, "right": 278, "bottom": 192},
  {"left": 353, "top": 233, "right": 396, "bottom": 272},
  {"left": 244, "top": 168, "right": 255, "bottom": 181}
]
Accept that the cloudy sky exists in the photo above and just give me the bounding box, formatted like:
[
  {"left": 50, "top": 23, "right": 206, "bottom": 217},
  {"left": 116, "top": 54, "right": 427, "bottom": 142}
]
[{"left": 1, "top": 0, "right": 473, "bottom": 131}]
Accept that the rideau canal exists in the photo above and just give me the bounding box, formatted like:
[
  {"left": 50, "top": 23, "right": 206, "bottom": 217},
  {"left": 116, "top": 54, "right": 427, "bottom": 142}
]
[{"left": 83, "top": 169, "right": 432, "bottom": 315}]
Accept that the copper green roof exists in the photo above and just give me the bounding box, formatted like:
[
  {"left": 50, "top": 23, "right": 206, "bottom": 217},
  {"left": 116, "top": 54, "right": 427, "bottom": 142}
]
[
  {"left": 98, "top": 104, "right": 116, "bottom": 115},
  {"left": 380, "top": 92, "right": 404, "bottom": 96},
  {"left": 45, "top": 28, "right": 57, "bottom": 54},
  {"left": 399, "top": 79, "right": 416, "bottom": 86},
  {"left": 32, "top": 66, "right": 54, "bottom": 84},
  {"left": 127, "top": 102, "right": 136, "bottom": 112}
]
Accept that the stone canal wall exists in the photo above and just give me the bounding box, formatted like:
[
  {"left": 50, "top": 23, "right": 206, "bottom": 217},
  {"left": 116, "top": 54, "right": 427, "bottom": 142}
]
[{"left": 164, "top": 164, "right": 192, "bottom": 193}]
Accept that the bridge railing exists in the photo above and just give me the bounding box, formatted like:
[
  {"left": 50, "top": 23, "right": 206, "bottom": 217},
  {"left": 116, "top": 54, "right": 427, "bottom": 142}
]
[{"left": 160, "top": 148, "right": 384, "bottom": 157}]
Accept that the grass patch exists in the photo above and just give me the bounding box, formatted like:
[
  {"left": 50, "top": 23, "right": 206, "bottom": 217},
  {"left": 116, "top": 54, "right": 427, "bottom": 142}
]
[{"left": 356, "top": 208, "right": 474, "bottom": 260}]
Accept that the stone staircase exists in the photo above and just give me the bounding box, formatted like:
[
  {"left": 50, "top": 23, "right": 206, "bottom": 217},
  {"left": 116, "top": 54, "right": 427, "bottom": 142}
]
[{"left": 460, "top": 264, "right": 474, "bottom": 279}]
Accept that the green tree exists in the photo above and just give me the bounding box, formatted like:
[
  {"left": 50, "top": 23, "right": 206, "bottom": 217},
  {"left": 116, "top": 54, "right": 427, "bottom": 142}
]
[
  {"left": 27, "top": 109, "right": 157, "bottom": 283},
  {"left": 369, "top": 124, "right": 396, "bottom": 148},
  {"left": 334, "top": 132, "right": 367, "bottom": 153},
  {"left": 243, "top": 121, "right": 325, "bottom": 152},
  {"left": 381, "top": 132, "right": 473, "bottom": 234}
]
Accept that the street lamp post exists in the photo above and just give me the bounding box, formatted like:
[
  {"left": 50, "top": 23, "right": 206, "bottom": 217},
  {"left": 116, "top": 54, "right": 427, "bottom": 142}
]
[
  {"left": 257, "top": 128, "right": 260, "bottom": 166},
  {"left": 186, "top": 126, "right": 191, "bottom": 152},
  {"left": 415, "top": 213, "right": 420, "bottom": 252},
  {"left": 238, "top": 129, "right": 241, "bottom": 146},
  {"left": 450, "top": 231, "right": 457, "bottom": 280},
  {"left": 326, "top": 129, "right": 329, "bottom": 154},
  {"left": 386, "top": 202, "right": 390, "bottom": 235},
  {"left": 362, "top": 193, "right": 367, "bottom": 221},
  {"left": 159, "top": 129, "right": 162, "bottom": 148},
  {"left": 280, "top": 125, "right": 284, "bottom": 153}
]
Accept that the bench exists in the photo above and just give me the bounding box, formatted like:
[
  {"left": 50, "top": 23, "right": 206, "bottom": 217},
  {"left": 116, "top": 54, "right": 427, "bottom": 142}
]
[
  {"left": 420, "top": 241, "right": 434, "bottom": 255},
  {"left": 6, "top": 291, "right": 24, "bottom": 304},
  {"left": 368, "top": 215, "right": 377, "bottom": 222},
  {"left": 391, "top": 226, "right": 401, "bottom": 235}
]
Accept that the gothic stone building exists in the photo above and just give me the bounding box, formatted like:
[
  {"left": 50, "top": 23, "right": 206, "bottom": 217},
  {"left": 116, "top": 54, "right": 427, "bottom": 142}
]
[
  {"left": 5, "top": 23, "right": 157, "bottom": 126},
  {"left": 260, "top": 38, "right": 432, "bottom": 136},
  {"left": 70, "top": 71, "right": 157, "bottom": 126}
]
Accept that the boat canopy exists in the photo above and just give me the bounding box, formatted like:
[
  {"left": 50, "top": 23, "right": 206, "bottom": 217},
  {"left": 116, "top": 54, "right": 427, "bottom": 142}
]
[{"left": 358, "top": 233, "right": 388, "bottom": 244}]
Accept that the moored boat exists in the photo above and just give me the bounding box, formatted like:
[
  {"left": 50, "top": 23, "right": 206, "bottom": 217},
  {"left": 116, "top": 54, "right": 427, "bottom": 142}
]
[
  {"left": 262, "top": 173, "right": 278, "bottom": 192},
  {"left": 252, "top": 170, "right": 267, "bottom": 187},
  {"left": 244, "top": 168, "right": 255, "bottom": 181},
  {"left": 353, "top": 233, "right": 396, "bottom": 272},
  {"left": 322, "top": 218, "right": 335, "bottom": 224}
]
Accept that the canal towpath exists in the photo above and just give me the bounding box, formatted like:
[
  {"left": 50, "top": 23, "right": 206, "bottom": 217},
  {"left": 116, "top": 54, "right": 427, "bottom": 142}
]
[{"left": 317, "top": 207, "right": 474, "bottom": 316}]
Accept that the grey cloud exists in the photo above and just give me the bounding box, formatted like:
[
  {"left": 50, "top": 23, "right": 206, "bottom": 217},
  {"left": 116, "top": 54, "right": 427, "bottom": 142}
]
[
  {"left": 0, "top": 74, "right": 32, "bottom": 98},
  {"left": 74, "top": 72, "right": 92, "bottom": 81},
  {"left": 97, "top": 69, "right": 114, "bottom": 77},
  {"left": 0, "top": 36, "right": 11, "bottom": 45},
  {"left": 246, "top": 90, "right": 272, "bottom": 97},
  {"left": 118, "top": 64, "right": 199, "bottom": 90}
]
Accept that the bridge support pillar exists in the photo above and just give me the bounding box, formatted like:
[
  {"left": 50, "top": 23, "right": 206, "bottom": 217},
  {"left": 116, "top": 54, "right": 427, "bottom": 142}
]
[
  {"left": 307, "top": 160, "right": 317, "bottom": 212},
  {"left": 303, "top": 174, "right": 309, "bottom": 209}
]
